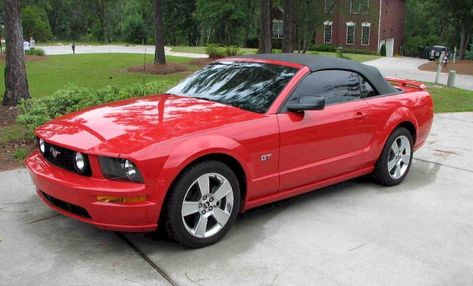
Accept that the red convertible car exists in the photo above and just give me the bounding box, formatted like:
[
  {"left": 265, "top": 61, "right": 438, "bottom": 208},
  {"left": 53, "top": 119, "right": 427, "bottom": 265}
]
[{"left": 27, "top": 54, "right": 433, "bottom": 248}]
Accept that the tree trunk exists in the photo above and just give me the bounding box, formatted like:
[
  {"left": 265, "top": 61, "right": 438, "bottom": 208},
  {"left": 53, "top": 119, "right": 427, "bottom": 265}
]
[
  {"left": 282, "top": 0, "right": 294, "bottom": 53},
  {"left": 259, "top": 0, "right": 272, "bottom": 53},
  {"left": 465, "top": 26, "right": 472, "bottom": 59},
  {"left": 154, "top": 0, "right": 166, "bottom": 65},
  {"left": 3, "top": 0, "right": 30, "bottom": 106},
  {"left": 459, "top": 23, "right": 466, "bottom": 59}
]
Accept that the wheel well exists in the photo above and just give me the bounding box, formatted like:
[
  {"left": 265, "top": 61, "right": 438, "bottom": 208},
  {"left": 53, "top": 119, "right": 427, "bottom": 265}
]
[
  {"left": 160, "top": 153, "right": 247, "bottom": 223},
  {"left": 397, "top": 121, "right": 417, "bottom": 144}
]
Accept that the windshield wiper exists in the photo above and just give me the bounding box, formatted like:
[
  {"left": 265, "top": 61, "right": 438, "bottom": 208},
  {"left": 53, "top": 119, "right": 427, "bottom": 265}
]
[{"left": 192, "top": 96, "right": 213, "bottom": 102}]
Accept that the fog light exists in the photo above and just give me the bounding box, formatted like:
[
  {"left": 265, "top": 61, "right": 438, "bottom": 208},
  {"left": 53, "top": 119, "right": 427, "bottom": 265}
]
[{"left": 96, "top": 196, "right": 146, "bottom": 204}]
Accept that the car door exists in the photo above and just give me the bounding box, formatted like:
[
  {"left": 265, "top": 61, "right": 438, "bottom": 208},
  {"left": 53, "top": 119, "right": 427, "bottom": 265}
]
[{"left": 277, "top": 70, "right": 377, "bottom": 191}]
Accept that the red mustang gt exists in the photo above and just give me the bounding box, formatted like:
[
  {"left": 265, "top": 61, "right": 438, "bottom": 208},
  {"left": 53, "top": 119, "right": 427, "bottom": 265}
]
[{"left": 27, "top": 54, "right": 433, "bottom": 248}]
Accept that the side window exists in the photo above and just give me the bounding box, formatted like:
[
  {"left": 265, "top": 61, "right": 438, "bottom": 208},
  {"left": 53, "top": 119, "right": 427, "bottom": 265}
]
[
  {"left": 289, "top": 70, "right": 362, "bottom": 106},
  {"left": 359, "top": 76, "right": 378, "bottom": 98}
]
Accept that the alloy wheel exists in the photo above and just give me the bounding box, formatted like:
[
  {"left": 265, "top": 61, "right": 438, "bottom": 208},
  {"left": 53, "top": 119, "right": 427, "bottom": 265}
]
[
  {"left": 387, "top": 135, "right": 412, "bottom": 179},
  {"left": 181, "top": 173, "right": 234, "bottom": 238}
]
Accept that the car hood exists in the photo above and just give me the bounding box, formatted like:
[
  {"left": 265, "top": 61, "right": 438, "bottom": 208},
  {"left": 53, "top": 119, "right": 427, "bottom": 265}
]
[{"left": 36, "top": 94, "right": 264, "bottom": 156}]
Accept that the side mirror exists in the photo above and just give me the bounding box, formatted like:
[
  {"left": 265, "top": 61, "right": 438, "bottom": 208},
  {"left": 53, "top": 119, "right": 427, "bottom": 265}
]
[{"left": 287, "top": 96, "right": 325, "bottom": 112}]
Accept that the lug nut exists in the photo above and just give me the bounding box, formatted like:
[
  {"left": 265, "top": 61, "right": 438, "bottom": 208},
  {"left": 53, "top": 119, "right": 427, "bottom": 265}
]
[
  {"left": 209, "top": 206, "right": 213, "bottom": 211},
  {"left": 202, "top": 210, "right": 206, "bottom": 215},
  {"left": 199, "top": 203, "right": 203, "bottom": 208},
  {"left": 209, "top": 197, "right": 214, "bottom": 202},
  {"left": 203, "top": 196, "right": 207, "bottom": 200}
]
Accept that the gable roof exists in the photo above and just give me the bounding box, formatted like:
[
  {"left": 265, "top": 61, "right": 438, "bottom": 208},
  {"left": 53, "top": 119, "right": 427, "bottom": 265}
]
[{"left": 235, "top": 53, "right": 398, "bottom": 95}]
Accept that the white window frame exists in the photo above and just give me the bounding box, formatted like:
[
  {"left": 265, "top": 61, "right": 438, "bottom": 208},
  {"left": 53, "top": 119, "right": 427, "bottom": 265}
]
[
  {"left": 272, "top": 19, "right": 284, "bottom": 39},
  {"left": 323, "top": 21, "right": 333, "bottom": 44},
  {"left": 346, "top": 22, "right": 356, "bottom": 45},
  {"left": 361, "top": 22, "right": 371, "bottom": 46},
  {"left": 350, "top": 0, "right": 370, "bottom": 14}
]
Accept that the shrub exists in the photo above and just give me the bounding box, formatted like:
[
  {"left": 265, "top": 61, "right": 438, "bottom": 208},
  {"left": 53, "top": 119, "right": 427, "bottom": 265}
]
[
  {"left": 13, "top": 148, "right": 29, "bottom": 160},
  {"left": 224, "top": 46, "right": 242, "bottom": 56},
  {"left": 26, "top": 48, "right": 45, "bottom": 56},
  {"left": 205, "top": 44, "right": 243, "bottom": 59},
  {"left": 380, "top": 44, "right": 386, "bottom": 56},
  {"left": 335, "top": 47, "right": 351, "bottom": 60},
  {"left": 342, "top": 48, "right": 377, "bottom": 55},
  {"left": 310, "top": 44, "right": 337, "bottom": 52},
  {"left": 17, "top": 80, "right": 173, "bottom": 132},
  {"left": 205, "top": 44, "right": 226, "bottom": 59}
]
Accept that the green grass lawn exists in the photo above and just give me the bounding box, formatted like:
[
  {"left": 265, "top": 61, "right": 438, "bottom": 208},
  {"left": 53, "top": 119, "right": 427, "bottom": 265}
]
[
  {"left": 427, "top": 85, "right": 473, "bottom": 113},
  {"left": 0, "top": 54, "right": 194, "bottom": 98}
]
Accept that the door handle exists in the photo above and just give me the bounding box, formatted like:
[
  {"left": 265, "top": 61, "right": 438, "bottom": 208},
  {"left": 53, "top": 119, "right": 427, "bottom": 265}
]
[{"left": 354, "top": 111, "right": 368, "bottom": 120}]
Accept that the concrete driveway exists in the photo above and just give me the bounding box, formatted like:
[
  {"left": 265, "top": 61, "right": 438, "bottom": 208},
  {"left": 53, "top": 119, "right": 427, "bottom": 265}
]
[
  {"left": 1, "top": 113, "right": 473, "bottom": 286},
  {"left": 365, "top": 57, "right": 473, "bottom": 91}
]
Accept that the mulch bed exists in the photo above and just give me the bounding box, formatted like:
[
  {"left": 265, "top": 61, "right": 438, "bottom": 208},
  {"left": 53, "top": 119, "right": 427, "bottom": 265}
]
[
  {"left": 127, "top": 62, "right": 189, "bottom": 75},
  {"left": 189, "top": 58, "right": 215, "bottom": 67},
  {"left": 418, "top": 60, "right": 473, "bottom": 76},
  {"left": 0, "top": 105, "right": 33, "bottom": 171},
  {"left": 0, "top": 105, "right": 18, "bottom": 127},
  {"left": 0, "top": 141, "right": 33, "bottom": 171}
]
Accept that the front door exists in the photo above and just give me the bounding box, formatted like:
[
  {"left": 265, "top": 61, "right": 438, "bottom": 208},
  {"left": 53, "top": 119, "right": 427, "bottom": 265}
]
[{"left": 277, "top": 70, "right": 376, "bottom": 191}]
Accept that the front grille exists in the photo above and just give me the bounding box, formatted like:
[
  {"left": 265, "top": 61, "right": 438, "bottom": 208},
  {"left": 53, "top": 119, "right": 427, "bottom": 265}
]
[
  {"left": 40, "top": 140, "right": 91, "bottom": 176},
  {"left": 41, "top": 191, "right": 91, "bottom": 219}
]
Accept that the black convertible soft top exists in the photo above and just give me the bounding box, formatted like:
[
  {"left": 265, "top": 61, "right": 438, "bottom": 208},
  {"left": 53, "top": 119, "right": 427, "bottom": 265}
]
[{"left": 235, "top": 53, "right": 398, "bottom": 95}]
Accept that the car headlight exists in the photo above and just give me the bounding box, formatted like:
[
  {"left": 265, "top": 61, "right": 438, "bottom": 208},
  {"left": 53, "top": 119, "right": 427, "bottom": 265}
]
[
  {"left": 38, "top": 138, "right": 46, "bottom": 154},
  {"left": 98, "top": 157, "right": 144, "bottom": 183},
  {"left": 74, "top": 152, "right": 86, "bottom": 173}
]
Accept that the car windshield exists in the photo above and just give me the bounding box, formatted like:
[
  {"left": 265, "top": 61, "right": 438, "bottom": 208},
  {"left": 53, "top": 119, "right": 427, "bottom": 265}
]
[{"left": 168, "top": 61, "right": 298, "bottom": 113}]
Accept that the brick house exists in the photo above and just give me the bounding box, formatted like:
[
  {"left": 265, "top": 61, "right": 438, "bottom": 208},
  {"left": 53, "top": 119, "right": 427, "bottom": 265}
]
[{"left": 314, "top": 0, "right": 406, "bottom": 57}]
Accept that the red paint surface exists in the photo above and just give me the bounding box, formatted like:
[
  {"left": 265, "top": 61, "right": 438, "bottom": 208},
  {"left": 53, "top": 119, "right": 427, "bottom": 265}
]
[{"left": 27, "top": 57, "right": 433, "bottom": 232}]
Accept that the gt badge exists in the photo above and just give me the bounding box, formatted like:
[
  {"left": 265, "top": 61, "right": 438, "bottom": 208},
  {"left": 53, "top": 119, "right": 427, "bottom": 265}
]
[{"left": 261, "top": 153, "right": 272, "bottom": 161}]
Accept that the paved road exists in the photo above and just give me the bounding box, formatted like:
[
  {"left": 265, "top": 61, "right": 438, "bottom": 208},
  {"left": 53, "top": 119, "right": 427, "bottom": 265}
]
[
  {"left": 365, "top": 57, "right": 473, "bottom": 91},
  {"left": 39, "top": 45, "right": 208, "bottom": 58},
  {"left": 1, "top": 113, "right": 473, "bottom": 286}
]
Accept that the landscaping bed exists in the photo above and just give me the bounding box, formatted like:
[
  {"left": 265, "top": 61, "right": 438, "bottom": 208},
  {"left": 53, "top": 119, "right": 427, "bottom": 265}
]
[
  {"left": 418, "top": 60, "right": 473, "bottom": 76},
  {"left": 0, "top": 106, "right": 33, "bottom": 171}
]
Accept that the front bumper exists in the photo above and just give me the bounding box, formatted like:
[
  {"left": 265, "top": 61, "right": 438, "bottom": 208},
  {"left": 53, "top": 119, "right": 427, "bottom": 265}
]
[{"left": 26, "top": 152, "right": 159, "bottom": 232}]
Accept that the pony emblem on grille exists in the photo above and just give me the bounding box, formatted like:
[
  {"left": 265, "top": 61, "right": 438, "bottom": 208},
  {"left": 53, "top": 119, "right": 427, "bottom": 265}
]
[{"left": 50, "top": 147, "right": 61, "bottom": 158}]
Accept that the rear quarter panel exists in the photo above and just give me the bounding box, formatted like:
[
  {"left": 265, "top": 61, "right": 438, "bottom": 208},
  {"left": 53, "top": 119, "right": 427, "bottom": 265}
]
[{"left": 363, "top": 88, "right": 434, "bottom": 165}]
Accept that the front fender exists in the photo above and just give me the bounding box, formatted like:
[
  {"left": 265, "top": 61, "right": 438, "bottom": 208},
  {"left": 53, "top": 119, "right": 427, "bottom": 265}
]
[{"left": 154, "top": 135, "right": 253, "bottom": 210}]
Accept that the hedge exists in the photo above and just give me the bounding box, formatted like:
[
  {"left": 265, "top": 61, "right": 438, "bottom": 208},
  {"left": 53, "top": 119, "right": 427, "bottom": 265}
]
[{"left": 17, "top": 80, "right": 173, "bottom": 133}]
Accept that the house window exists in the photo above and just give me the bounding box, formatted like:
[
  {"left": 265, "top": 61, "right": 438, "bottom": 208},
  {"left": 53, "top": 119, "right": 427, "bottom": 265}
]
[
  {"left": 325, "top": 0, "right": 334, "bottom": 14},
  {"left": 272, "top": 19, "right": 283, "bottom": 38},
  {"left": 324, "top": 21, "right": 333, "bottom": 44},
  {"left": 361, "top": 22, "right": 371, "bottom": 45},
  {"left": 350, "top": 0, "right": 369, "bottom": 14},
  {"left": 346, "top": 22, "right": 355, "bottom": 45}
]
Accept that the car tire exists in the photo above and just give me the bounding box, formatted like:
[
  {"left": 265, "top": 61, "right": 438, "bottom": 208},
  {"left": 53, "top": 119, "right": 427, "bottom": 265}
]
[
  {"left": 164, "top": 160, "right": 241, "bottom": 248},
  {"left": 372, "top": 127, "right": 414, "bottom": 186}
]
